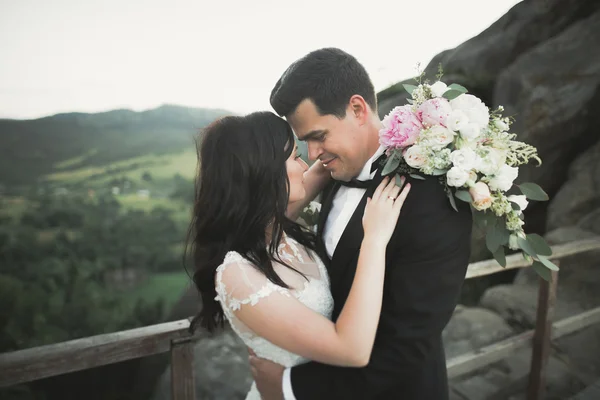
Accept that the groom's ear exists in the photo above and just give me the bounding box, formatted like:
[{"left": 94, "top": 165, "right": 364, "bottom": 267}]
[{"left": 348, "top": 95, "right": 370, "bottom": 125}]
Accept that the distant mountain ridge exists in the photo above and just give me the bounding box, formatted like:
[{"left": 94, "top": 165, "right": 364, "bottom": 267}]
[{"left": 0, "top": 104, "right": 232, "bottom": 186}]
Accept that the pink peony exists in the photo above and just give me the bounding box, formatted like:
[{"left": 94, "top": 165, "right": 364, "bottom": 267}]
[
  {"left": 417, "top": 98, "right": 453, "bottom": 128},
  {"left": 379, "top": 105, "right": 423, "bottom": 149}
]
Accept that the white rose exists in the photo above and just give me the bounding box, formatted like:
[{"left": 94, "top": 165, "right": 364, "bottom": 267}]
[
  {"left": 469, "top": 181, "right": 493, "bottom": 210},
  {"left": 427, "top": 125, "right": 455, "bottom": 150},
  {"left": 449, "top": 148, "right": 478, "bottom": 171},
  {"left": 430, "top": 81, "right": 448, "bottom": 98},
  {"left": 494, "top": 118, "right": 509, "bottom": 132},
  {"left": 476, "top": 148, "right": 507, "bottom": 176},
  {"left": 448, "top": 109, "right": 469, "bottom": 132},
  {"left": 488, "top": 164, "right": 518, "bottom": 192},
  {"left": 450, "top": 94, "right": 490, "bottom": 130},
  {"left": 507, "top": 195, "right": 528, "bottom": 214},
  {"left": 403, "top": 145, "right": 428, "bottom": 168},
  {"left": 460, "top": 123, "right": 483, "bottom": 141},
  {"left": 446, "top": 167, "right": 470, "bottom": 187}
]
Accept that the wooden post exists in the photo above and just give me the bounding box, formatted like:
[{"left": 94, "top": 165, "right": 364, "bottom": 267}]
[
  {"left": 527, "top": 263, "right": 559, "bottom": 400},
  {"left": 171, "top": 338, "right": 196, "bottom": 400}
]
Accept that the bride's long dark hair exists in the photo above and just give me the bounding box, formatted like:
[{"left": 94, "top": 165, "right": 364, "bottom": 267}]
[{"left": 186, "top": 111, "right": 317, "bottom": 333}]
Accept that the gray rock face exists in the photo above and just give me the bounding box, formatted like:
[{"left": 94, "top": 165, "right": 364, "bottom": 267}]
[
  {"left": 479, "top": 283, "right": 585, "bottom": 330},
  {"left": 494, "top": 9, "right": 600, "bottom": 199},
  {"left": 443, "top": 306, "right": 515, "bottom": 359},
  {"left": 547, "top": 141, "right": 600, "bottom": 230},
  {"left": 429, "top": 0, "right": 599, "bottom": 103},
  {"left": 377, "top": 0, "right": 600, "bottom": 117}
]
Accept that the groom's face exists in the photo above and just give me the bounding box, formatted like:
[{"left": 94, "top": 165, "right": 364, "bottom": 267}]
[{"left": 288, "top": 99, "right": 370, "bottom": 181}]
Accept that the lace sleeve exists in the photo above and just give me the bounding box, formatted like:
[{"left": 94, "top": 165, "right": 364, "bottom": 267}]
[{"left": 215, "top": 251, "right": 292, "bottom": 312}]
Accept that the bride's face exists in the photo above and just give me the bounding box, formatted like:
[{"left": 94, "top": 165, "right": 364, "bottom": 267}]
[{"left": 286, "top": 143, "right": 309, "bottom": 203}]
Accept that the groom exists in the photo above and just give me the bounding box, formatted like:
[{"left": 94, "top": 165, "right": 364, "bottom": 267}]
[{"left": 250, "top": 48, "right": 473, "bottom": 400}]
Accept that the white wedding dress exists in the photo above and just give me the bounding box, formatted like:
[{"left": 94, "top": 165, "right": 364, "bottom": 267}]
[{"left": 215, "top": 234, "right": 334, "bottom": 400}]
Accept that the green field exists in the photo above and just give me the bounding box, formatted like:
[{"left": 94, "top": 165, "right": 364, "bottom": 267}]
[
  {"left": 122, "top": 271, "right": 192, "bottom": 313},
  {"left": 46, "top": 149, "right": 198, "bottom": 188}
]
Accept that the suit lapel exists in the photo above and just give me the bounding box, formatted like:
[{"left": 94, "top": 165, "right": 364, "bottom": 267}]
[{"left": 328, "top": 171, "right": 385, "bottom": 295}]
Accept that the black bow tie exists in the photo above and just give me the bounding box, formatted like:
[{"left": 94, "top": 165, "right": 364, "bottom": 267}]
[{"left": 339, "top": 153, "right": 386, "bottom": 189}]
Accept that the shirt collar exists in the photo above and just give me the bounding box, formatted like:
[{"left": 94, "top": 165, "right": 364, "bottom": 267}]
[{"left": 356, "top": 145, "right": 386, "bottom": 180}]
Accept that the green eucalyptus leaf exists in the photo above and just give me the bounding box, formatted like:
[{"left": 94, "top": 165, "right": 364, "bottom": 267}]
[
  {"left": 454, "top": 190, "right": 472, "bottom": 203},
  {"left": 531, "top": 261, "right": 552, "bottom": 282},
  {"left": 526, "top": 233, "right": 552, "bottom": 256},
  {"left": 493, "top": 246, "right": 506, "bottom": 267},
  {"left": 518, "top": 183, "right": 549, "bottom": 201},
  {"left": 403, "top": 84, "right": 418, "bottom": 95},
  {"left": 473, "top": 210, "right": 497, "bottom": 229},
  {"left": 395, "top": 174, "right": 404, "bottom": 187},
  {"left": 381, "top": 153, "right": 400, "bottom": 176},
  {"left": 448, "top": 83, "right": 468, "bottom": 93},
  {"left": 409, "top": 173, "right": 426, "bottom": 180},
  {"left": 442, "top": 90, "right": 464, "bottom": 100},
  {"left": 447, "top": 190, "right": 458, "bottom": 212},
  {"left": 431, "top": 168, "right": 447, "bottom": 176},
  {"left": 518, "top": 237, "right": 538, "bottom": 257},
  {"left": 537, "top": 255, "right": 559, "bottom": 271},
  {"left": 473, "top": 209, "right": 486, "bottom": 229},
  {"left": 486, "top": 225, "right": 505, "bottom": 253}
]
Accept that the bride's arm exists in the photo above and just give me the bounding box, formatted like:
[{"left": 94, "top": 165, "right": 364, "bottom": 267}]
[
  {"left": 286, "top": 160, "right": 330, "bottom": 220},
  {"left": 221, "top": 177, "right": 410, "bottom": 367}
]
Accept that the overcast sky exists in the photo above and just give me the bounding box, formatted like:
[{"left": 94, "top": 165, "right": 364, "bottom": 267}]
[{"left": 0, "top": 0, "right": 521, "bottom": 120}]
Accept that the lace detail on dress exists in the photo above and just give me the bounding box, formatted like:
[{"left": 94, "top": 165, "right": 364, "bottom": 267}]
[
  {"left": 215, "top": 252, "right": 292, "bottom": 311},
  {"left": 214, "top": 235, "right": 333, "bottom": 400}
]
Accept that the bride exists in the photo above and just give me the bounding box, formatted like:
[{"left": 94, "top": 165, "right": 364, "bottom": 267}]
[{"left": 187, "top": 111, "right": 411, "bottom": 399}]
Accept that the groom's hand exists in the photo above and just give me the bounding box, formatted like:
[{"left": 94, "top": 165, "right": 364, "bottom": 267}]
[{"left": 249, "top": 355, "right": 284, "bottom": 400}]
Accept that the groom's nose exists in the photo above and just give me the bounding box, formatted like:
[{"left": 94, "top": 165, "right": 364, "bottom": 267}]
[{"left": 307, "top": 141, "right": 322, "bottom": 161}]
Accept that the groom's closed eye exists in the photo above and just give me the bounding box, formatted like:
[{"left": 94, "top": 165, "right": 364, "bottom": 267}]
[{"left": 303, "top": 129, "right": 327, "bottom": 142}]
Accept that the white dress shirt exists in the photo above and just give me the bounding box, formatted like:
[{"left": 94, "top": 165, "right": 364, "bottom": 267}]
[{"left": 282, "top": 146, "right": 386, "bottom": 400}]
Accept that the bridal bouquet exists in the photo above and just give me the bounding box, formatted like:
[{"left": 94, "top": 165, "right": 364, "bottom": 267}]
[{"left": 378, "top": 74, "right": 557, "bottom": 280}]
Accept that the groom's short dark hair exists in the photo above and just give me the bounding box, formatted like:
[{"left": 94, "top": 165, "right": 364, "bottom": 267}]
[{"left": 270, "top": 48, "right": 377, "bottom": 119}]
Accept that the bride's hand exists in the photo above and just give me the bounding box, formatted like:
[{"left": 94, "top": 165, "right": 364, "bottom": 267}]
[{"left": 362, "top": 176, "right": 411, "bottom": 245}]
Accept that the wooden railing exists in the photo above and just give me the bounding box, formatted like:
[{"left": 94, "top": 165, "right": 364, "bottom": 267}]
[{"left": 2, "top": 239, "right": 600, "bottom": 400}]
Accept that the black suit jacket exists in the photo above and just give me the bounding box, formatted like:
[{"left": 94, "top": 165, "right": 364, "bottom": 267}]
[{"left": 290, "top": 172, "right": 472, "bottom": 400}]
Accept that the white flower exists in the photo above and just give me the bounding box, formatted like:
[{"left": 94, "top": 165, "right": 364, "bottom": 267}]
[
  {"left": 446, "top": 167, "right": 470, "bottom": 187},
  {"left": 488, "top": 164, "right": 519, "bottom": 192},
  {"left": 476, "top": 147, "right": 507, "bottom": 176},
  {"left": 449, "top": 148, "right": 478, "bottom": 171},
  {"left": 494, "top": 118, "right": 509, "bottom": 132},
  {"left": 450, "top": 94, "right": 490, "bottom": 131},
  {"left": 403, "top": 145, "right": 428, "bottom": 168},
  {"left": 448, "top": 109, "right": 469, "bottom": 132},
  {"left": 430, "top": 81, "right": 448, "bottom": 98},
  {"left": 507, "top": 195, "right": 528, "bottom": 214},
  {"left": 425, "top": 125, "right": 455, "bottom": 150},
  {"left": 460, "top": 123, "right": 483, "bottom": 141},
  {"left": 469, "top": 182, "right": 493, "bottom": 210},
  {"left": 432, "top": 148, "right": 452, "bottom": 170}
]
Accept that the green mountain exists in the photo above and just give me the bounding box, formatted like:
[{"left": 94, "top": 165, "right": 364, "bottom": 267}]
[{"left": 0, "top": 104, "right": 231, "bottom": 187}]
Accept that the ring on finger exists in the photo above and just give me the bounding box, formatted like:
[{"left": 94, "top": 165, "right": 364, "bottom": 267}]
[{"left": 387, "top": 196, "right": 396, "bottom": 200}]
